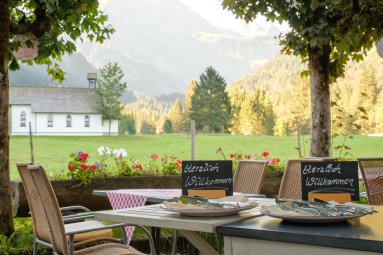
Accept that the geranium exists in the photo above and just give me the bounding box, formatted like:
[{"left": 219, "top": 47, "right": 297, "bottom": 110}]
[
  {"left": 97, "top": 146, "right": 112, "bottom": 172},
  {"left": 262, "top": 151, "right": 269, "bottom": 157},
  {"left": 117, "top": 159, "right": 142, "bottom": 176},
  {"left": 161, "top": 156, "right": 182, "bottom": 175},
  {"left": 151, "top": 153, "right": 158, "bottom": 160},
  {"left": 113, "top": 148, "right": 128, "bottom": 158},
  {"left": 216, "top": 147, "right": 284, "bottom": 172},
  {"left": 97, "top": 146, "right": 111, "bottom": 155},
  {"left": 67, "top": 151, "right": 101, "bottom": 185}
]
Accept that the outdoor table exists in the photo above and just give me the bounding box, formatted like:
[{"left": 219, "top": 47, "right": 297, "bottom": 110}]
[
  {"left": 94, "top": 204, "right": 263, "bottom": 255},
  {"left": 93, "top": 189, "right": 181, "bottom": 254},
  {"left": 217, "top": 205, "right": 383, "bottom": 255},
  {"left": 92, "top": 189, "right": 266, "bottom": 254}
]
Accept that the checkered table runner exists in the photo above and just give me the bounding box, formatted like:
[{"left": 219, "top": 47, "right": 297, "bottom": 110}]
[{"left": 106, "top": 189, "right": 181, "bottom": 243}]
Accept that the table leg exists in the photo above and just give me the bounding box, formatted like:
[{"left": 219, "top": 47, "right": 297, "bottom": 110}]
[
  {"left": 179, "top": 230, "right": 219, "bottom": 255},
  {"left": 151, "top": 227, "right": 161, "bottom": 255}
]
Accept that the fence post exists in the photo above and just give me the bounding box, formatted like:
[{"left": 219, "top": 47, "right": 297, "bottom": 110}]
[{"left": 191, "top": 120, "right": 195, "bottom": 160}]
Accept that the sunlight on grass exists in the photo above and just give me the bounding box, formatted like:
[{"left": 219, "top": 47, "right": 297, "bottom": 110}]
[{"left": 10, "top": 134, "right": 383, "bottom": 180}]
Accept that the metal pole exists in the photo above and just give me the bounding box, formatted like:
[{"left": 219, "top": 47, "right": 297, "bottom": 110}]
[
  {"left": 191, "top": 120, "right": 195, "bottom": 160},
  {"left": 29, "top": 121, "right": 34, "bottom": 164}
]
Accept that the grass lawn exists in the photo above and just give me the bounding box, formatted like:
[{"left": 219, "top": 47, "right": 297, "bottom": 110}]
[{"left": 10, "top": 134, "right": 383, "bottom": 180}]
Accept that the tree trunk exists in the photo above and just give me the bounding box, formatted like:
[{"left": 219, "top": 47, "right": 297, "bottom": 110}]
[
  {"left": 309, "top": 46, "right": 331, "bottom": 157},
  {"left": 0, "top": 0, "right": 14, "bottom": 236}
]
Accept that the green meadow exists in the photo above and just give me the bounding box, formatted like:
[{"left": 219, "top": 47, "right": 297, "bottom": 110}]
[{"left": 9, "top": 134, "right": 383, "bottom": 180}]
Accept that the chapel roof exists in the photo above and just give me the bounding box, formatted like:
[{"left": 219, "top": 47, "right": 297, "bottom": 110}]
[{"left": 9, "top": 87, "right": 100, "bottom": 114}]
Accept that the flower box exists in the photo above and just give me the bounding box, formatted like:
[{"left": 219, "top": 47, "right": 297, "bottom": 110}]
[
  {"left": 261, "top": 171, "right": 283, "bottom": 198},
  {"left": 11, "top": 171, "right": 283, "bottom": 217}
]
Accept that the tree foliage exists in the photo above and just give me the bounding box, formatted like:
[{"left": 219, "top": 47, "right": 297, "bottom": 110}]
[
  {"left": 222, "top": 0, "right": 383, "bottom": 156},
  {"left": 190, "top": 66, "right": 232, "bottom": 132},
  {"left": 168, "top": 98, "right": 183, "bottom": 133},
  {"left": 96, "top": 62, "right": 127, "bottom": 135},
  {"left": 183, "top": 80, "right": 197, "bottom": 131},
  {"left": 1, "top": 0, "right": 114, "bottom": 236},
  {"left": 8, "top": 0, "right": 114, "bottom": 81}
]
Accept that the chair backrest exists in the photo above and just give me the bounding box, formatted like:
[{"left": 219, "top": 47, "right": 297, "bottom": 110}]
[
  {"left": 16, "top": 162, "right": 51, "bottom": 242},
  {"left": 278, "top": 158, "right": 338, "bottom": 200},
  {"left": 358, "top": 157, "right": 383, "bottom": 205},
  {"left": 28, "top": 165, "right": 69, "bottom": 255},
  {"left": 233, "top": 160, "right": 268, "bottom": 194}
]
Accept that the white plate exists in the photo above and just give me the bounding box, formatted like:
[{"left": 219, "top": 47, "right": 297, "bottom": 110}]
[
  {"left": 159, "top": 204, "right": 256, "bottom": 217},
  {"left": 261, "top": 205, "right": 366, "bottom": 223}
]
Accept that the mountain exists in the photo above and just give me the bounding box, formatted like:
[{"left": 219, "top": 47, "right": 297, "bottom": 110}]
[
  {"left": 9, "top": 0, "right": 281, "bottom": 95},
  {"left": 228, "top": 47, "right": 383, "bottom": 96},
  {"left": 75, "top": 0, "right": 281, "bottom": 95},
  {"left": 9, "top": 53, "right": 97, "bottom": 87}
]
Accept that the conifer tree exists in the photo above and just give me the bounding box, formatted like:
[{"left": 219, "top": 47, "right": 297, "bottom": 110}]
[
  {"left": 169, "top": 98, "right": 183, "bottom": 133},
  {"left": 96, "top": 62, "right": 127, "bottom": 135},
  {"left": 183, "top": 80, "right": 197, "bottom": 131},
  {"left": 190, "top": 66, "right": 232, "bottom": 132},
  {"left": 229, "top": 89, "right": 247, "bottom": 134},
  {"left": 239, "top": 90, "right": 274, "bottom": 135},
  {"left": 356, "top": 65, "right": 378, "bottom": 134}
]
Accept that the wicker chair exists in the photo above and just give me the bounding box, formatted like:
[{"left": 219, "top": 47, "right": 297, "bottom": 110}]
[
  {"left": 25, "top": 164, "right": 155, "bottom": 255},
  {"left": 358, "top": 157, "right": 383, "bottom": 205},
  {"left": 278, "top": 158, "right": 338, "bottom": 200},
  {"left": 233, "top": 160, "right": 268, "bottom": 194}
]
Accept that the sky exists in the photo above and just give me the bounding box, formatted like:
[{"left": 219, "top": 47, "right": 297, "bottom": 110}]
[
  {"left": 178, "top": 0, "right": 289, "bottom": 37},
  {"left": 99, "top": 0, "right": 289, "bottom": 38}
]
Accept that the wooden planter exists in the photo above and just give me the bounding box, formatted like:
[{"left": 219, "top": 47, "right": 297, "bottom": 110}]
[
  {"left": 12, "top": 175, "right": 182, "bottom": 217},
  {"left": 260, "top": 171, "right": 283, "bottom": 198},
  {"left": 11, "top": 171, "right": 283, "bottom": 217}
]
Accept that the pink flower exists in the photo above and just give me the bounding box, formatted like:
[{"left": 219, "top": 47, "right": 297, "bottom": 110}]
[
  {"left": 262, "top": 151, "right": 269, "bottom": 157},
  {"left": 151, "top": 153, "right": 158, "bottom": 160},
  {"left": 267, "top": 158, "right": 274, "bottom": 164}
]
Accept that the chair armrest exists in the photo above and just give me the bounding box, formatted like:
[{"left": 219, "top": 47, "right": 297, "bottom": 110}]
[
  {"left": 66, "top": 223, "right": 156, "bottom": 255},
  {"left": 60, "top": 205, "right": 92, "bottom": 213},
  {"left": 63, "top": 213, "right": 95, "bottom": 223}
]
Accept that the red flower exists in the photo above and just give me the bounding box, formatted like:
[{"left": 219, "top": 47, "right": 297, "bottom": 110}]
[
  {"left": 262, "top": 151, "right": 269, "bottom": 157},
  {"left": 132, "top": 164, "right": 143, "bottom": 170},
  {"left": 176, "top": 160, "right": 182, "bottom": 169},
  {"left": 89, "top": 165, "right": 97, "bottom": 171},
  {"left": 68, "top": 165, "right": 74, "bottom": 172},
  {"left": 272, "top": 158, "right": 280, "bottom": 165},
  {"left": 230, "top": 153, "right": 236, "bottom": 158},
  {"left": 151, "top": 153, "right": 158, "bottom": 160},
  {"left": 79, "top": 152, "right": 89, "bottom": 161},
  {"left": 80, "top": 164, "right": 87, "bottom": 170},
  {"left": 216, "top": 147, "right": 222, "bottom": 153},
  {"left": 245, "top": 155, "right": 251, "bottom": 160}
]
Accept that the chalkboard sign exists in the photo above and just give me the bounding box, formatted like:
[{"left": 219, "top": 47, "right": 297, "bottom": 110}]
[
  {"left": 301, "top": 161, "right": 359, "bottom": 201},
  {"left": 182, "top": 160, "right": 233, "bottom": 196}
]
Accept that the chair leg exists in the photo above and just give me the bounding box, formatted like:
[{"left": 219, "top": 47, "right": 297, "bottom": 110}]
[
  {"left": 32, "top": 238, "right": 38, "bottom": 255},
  {"left": 171, "top": 230, "right": 178, "bottom": 255},
  {"left": 69, "top": 235, "right": 74, "bottom": 255}
]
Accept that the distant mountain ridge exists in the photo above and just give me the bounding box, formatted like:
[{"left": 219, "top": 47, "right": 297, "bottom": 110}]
[{"left": 10, "top": 0, "right": 281, "bottom": 96}]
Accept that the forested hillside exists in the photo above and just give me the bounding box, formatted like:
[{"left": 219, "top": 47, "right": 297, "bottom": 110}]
[{"left": 120, "top": 48, "right": 383, "bottom": 137}]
